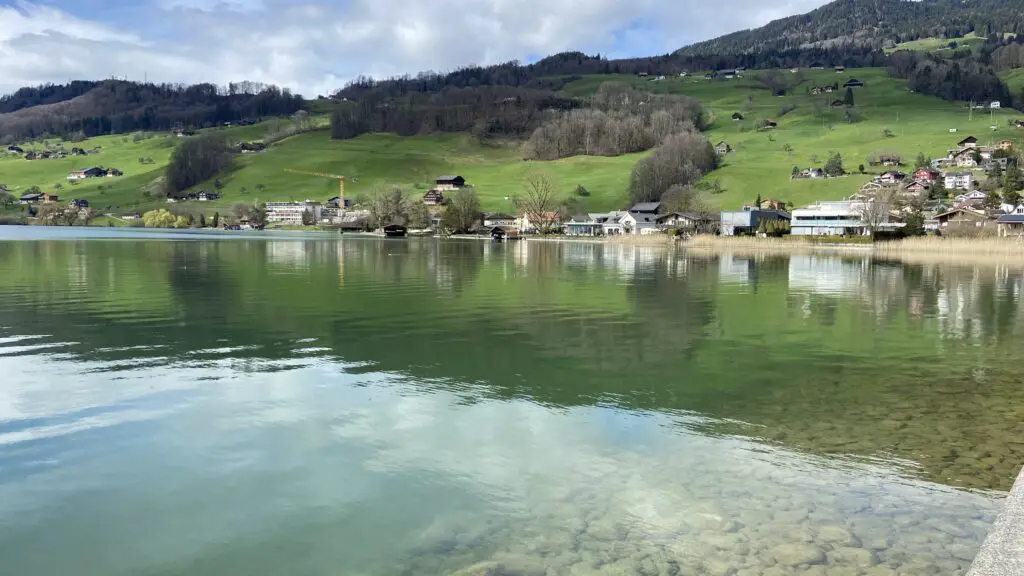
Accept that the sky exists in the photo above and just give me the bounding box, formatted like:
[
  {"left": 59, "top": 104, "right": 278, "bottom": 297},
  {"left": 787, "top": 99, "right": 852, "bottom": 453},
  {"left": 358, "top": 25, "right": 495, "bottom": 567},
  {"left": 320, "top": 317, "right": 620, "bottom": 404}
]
[{"left": 0, "top": 0, "right": 830, "bottom": 97}]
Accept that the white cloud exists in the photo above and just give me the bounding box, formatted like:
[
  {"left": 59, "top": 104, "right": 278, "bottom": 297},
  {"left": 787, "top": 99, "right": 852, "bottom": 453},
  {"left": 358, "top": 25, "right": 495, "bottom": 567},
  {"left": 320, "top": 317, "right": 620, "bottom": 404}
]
[{"left": 0, "top": 0, "right": 831, "bottom": 97}]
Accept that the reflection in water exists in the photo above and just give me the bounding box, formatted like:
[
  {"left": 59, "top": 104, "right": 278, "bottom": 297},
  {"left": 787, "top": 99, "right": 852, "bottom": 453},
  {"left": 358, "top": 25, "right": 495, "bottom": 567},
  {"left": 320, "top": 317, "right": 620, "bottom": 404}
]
[{"left": 0, "top": 232, "right": 1021, "bottom": 575}]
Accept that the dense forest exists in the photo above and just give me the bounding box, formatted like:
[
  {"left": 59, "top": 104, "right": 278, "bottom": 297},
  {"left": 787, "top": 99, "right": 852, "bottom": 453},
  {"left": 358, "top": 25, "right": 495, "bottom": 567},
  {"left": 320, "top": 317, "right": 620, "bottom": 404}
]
[
  {"left": 0, "top": 80, "right": 304, "bottom": 144},
  {"left": 678, "top": 0, "right": 1024, "bottom": 56}
]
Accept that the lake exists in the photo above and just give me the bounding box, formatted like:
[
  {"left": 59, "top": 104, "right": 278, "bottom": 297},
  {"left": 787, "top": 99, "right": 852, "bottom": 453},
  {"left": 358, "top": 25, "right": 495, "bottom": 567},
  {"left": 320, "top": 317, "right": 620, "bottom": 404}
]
[{"left": 0, "top": 228, "right": 1020, "bottom": 576}]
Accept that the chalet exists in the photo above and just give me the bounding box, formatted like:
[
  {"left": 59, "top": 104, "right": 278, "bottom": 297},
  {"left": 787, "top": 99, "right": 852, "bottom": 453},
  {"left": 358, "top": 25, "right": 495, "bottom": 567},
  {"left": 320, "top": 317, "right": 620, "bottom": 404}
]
[
  {"left": 834, "top": 66, "right": 845, "bottom": 73},
  {"left": 482, "top": 212, "right": 517, "bottom": 227},
  {"left": 944, "top": 171, "right": 975, "bottom": 190},
  {"left": 990, "top": 101, "right": 1002, "bottom": 109},
  {"left": 824, "top": 86, "right": 835, "bottom": 93},
  {"left": 843, "top": 79, "right": 864, "bottom": 88},
  {"left": 731, "top": 112, "right": 744, "bottom": 121},
  {"left": 996, "top": 139, "right": 1014, "bottom": 151},
  {"left": 810, "top": 62, "right": 825, "bottom": 69},
  {"left": 1015, "top": 120, "right": 1024, "bottom": 129},
  {"left": 903, "top": 180, "right": 930, "bottom": 196},
  {"left": 67, "top": 167, "right": 105, "bottom": 180},
  {"left": 423, "top": 189, "right": 445, "bottom": 206},
  {"left": 42, "top": 192, "right": 59, "bottom": 203},
  {"left": 912, "top": 168, "right": 939, "bottom": 182},
  {"left": 434, "top": 175, "right": 466, "bottom": 190},
  {"left": 106, "top": 168, "right": 123, "bottom": 177},
  {"left": 70, "top": 199, "right": 90, "bottom": 209},
  {"left": 6, "top": 145, "right": 23, "bottom": 153},
  {"left": 952, "top": 149, "right": 978, "bottom": 168},
  {"left": 197, "top": 191, "right": 219, "bottom": 201},
  {"left": 657, "top": 212, "right": 720, "bottom": 234},
  {"left": 830, "top": 100, "right": 845, "bottom": 108},
  {"left": 875, "top": 171, "right": 907, "bottom": 185},
  {"left": 934, "top": 207, "right": 990, "bottom": 228},
  {"left": 19, "top": 193, "right": 42, "bottom": 204},
  {"left": 800, "top": 168, "right": 824, "bottom": 179},
  {"left": 122, "top": 212, "right": 141, "bottom": 220},
  {"left": 715, "top": 141, "right": 732, "bottom": 155},
  {"left": 629, "top": 202, "right": 662, "bottom": 215},
  {"left": 957, "top": 136, "right": 978, "bottom": 148},
  {"left": 762, "top": 119, "right": 778, "bottom": 129}
]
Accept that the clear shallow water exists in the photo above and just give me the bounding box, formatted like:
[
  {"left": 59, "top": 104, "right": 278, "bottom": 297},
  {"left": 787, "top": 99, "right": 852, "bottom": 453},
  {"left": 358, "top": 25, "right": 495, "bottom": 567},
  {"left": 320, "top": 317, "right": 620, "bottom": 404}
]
[{"left": 0, "top": 229, "right": 1020, "bottom": 575}]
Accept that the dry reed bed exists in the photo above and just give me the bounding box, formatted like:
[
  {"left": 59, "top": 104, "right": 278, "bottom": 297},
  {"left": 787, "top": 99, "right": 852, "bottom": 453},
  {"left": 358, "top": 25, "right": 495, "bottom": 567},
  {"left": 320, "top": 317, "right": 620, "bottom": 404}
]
[{"left": 686, "top": 235, "right": 1024, "bottom": 267}]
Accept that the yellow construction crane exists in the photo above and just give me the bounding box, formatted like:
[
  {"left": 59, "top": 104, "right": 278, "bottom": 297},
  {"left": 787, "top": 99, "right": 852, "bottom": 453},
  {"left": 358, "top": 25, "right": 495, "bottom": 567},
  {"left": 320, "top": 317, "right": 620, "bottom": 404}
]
[{"left": 284, "top": 168, "right": 345, "bottom": 207}]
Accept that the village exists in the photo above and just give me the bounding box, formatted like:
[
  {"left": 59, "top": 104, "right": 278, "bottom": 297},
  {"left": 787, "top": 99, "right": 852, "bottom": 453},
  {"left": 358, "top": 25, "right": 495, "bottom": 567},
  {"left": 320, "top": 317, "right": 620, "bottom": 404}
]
[{"left": 224, "top": 130, "right": 1024, "bottom": 240}]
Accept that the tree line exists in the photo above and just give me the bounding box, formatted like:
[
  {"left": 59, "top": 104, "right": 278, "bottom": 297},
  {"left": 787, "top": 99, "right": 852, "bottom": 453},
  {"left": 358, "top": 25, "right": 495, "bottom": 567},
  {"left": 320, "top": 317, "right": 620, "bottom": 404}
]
[
  {"left": 886, "top": 50, "right": 1013, "bottom": 105},
  {"left": 0, "top": 80, "right": 304, "bottom": 144},
  {"left": 330, "top": 85, "right": 580, "bottom": 140}
]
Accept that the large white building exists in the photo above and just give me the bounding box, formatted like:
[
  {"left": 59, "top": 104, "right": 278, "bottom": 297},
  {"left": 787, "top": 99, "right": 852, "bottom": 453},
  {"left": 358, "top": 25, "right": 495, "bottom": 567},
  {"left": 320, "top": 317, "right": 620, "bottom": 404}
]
[
  {"left": 791, "top": 200, "right": 873, "bottom": 236},
  {"left": 265, "top": 200, "right": 323, "bottom": 225}
]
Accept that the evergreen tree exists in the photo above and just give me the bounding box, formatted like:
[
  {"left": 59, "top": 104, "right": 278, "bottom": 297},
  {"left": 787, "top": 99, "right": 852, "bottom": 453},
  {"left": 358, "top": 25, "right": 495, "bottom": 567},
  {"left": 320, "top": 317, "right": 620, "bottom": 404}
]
[
  {"left": 755, "top": 193, "right": 762, "bottom": 207},
  {"left": 212, "top": 212, "right": 220, "bottom": 228},
  {"left": 199, "top": 213, "right": 207, "bottom": 228},
  {"left": 1004, "top": 161, "right": 1024, "bottom": 191},
  {"left": 844, "top": 87, "right": 855, "bottom": 107},
  {"left": 914, "top": 152, "right": 929, "bottom": 169}
]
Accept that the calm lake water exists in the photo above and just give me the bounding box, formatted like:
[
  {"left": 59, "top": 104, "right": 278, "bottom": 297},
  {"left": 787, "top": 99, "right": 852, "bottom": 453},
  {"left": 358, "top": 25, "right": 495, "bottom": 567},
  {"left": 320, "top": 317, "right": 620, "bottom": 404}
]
[{"left": 0, "top": 228, "right": 1021, "bottom": 576}]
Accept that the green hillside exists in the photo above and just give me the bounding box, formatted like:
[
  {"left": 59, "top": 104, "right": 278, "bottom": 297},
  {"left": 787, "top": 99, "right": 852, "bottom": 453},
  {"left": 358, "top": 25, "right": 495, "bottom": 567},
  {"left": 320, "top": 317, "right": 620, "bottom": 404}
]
[
  {"left": 4, "top": 67, "right": 1024, "bottom": 218},
  {"left": 563, "top": 68, "right": 1024, "bottom": 209}
]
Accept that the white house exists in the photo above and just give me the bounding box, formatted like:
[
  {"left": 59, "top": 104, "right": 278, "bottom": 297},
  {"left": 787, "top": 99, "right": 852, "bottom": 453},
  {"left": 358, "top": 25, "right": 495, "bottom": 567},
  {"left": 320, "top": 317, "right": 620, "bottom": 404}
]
[
  {"left": 944, "top": 172, "right": 975, "bottom": 190},
  {"left": 619, "top": 212, "right": 659, "bottom": 235},
  {"left": 600, "top": 211, "right": 628, "bottom": 235},
  {"left": 991, "top": 101, "right": 1002, "bottom": 109}
]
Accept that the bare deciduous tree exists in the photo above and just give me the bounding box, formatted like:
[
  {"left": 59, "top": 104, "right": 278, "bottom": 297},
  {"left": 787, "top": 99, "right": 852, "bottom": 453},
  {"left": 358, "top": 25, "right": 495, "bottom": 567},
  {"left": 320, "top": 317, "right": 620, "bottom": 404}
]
[
  {"left": 628, "top": 132, "right": 718, "bottom": 204},
  {"left": 515, "top": 170, "right": 560, "bottom": 233},
  {"left": 368, "top": 185, "right": 410, "bottom": 229},
  {"left": 855, "top": 189, "right": 902, "bottom": 236}
]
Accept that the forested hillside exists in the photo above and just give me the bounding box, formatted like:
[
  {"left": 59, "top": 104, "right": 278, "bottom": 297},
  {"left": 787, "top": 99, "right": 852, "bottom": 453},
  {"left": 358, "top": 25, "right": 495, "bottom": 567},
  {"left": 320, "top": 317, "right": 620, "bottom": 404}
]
[
  {"left": 678, "top": 0, "right": 1024, "bottom": 56},
  {"left": 0, "top": 81, "right": 304, "bottom": 144}
]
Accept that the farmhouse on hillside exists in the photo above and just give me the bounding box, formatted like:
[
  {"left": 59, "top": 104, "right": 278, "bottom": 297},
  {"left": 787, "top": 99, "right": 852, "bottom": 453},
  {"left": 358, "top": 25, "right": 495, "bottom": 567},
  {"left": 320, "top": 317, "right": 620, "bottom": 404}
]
[
  {"left": 843, "top": 79, "right": 864, "bottom": 88},
  {"left": 434, "top": 175, "right": 466, "bottom": 190},
  {"left": 67, "top": 167, "right": 106, "bottom": 180},
  {"left": 957, "top": 136, "right": 978, "bottom": 148},
  {"left": 834, "top": 66, "right": 845, "bottom": 73},
  {"left": 715, "top": 141, "right": 732, "bottom": 155},
  {"left": 422, "top": 189, "right": 445, "bottom": 206},
  {"left": 731, "top": 112, "right": 744, "bottom": 121}
]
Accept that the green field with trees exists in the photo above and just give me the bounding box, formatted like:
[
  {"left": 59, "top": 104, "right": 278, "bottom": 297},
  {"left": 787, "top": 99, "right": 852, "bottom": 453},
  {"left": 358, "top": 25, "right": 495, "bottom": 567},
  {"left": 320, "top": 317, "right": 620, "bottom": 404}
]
[{"left": 4, "top": 66, "right": 1024, "bottom": 224}]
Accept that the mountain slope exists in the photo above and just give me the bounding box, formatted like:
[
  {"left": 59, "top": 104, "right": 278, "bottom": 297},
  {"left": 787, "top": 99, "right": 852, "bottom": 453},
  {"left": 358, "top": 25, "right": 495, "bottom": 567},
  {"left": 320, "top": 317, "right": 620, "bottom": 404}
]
[{"left": 677, "top": 0, "right": 1024, "bottom": 56}]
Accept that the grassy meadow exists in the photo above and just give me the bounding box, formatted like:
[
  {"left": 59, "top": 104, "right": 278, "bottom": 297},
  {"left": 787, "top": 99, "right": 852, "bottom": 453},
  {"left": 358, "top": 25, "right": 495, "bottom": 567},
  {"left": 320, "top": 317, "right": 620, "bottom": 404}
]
[
  {"left": 3, "top": 66, "right": 1024, "bottom": 217},
  {"left": 563, "top": 67, "right": 1024, "bottom": 209}
]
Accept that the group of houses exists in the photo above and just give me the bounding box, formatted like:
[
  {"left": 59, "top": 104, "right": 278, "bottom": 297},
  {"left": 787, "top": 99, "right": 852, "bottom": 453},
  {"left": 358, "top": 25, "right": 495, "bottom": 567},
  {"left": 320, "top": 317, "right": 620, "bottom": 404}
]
[
  {"left": 7, "top": 145, "right": 98, "bottom": 160},
  {"left": 167, "top": 190, "right": 220, "bottom": 202},
  {"left": 66, "top": 166, "right": 123, "bottom": 181},
  {"left": 779, "top": 135, "right": 1024, "bottom": 237}
]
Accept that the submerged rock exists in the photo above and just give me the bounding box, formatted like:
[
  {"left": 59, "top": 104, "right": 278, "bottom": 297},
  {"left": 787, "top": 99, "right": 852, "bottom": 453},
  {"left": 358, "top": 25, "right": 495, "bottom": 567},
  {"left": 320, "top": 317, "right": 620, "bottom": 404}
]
[{"left": 771, "top": 543, "right": 826, "bottom": 566}]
